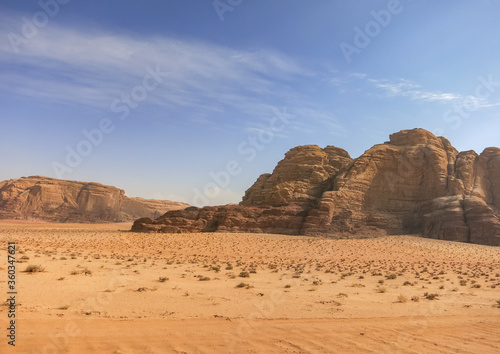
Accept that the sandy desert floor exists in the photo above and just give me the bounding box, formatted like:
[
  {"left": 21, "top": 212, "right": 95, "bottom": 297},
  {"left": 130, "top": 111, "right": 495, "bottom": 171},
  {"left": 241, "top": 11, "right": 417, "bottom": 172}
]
[{"left": 0, "top": 220, "right": 500, "bottom": 353}]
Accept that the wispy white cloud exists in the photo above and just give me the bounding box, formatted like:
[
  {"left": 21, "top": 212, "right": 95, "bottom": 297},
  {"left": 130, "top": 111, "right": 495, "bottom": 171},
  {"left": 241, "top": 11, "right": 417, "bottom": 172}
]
[
  {"left": 0, "top": 12, "right": 320, "bottom": 126},
  {"left": 294, "top": 107, "right": 344, "bottom": 135},
  {"left": 367, "top": 78, "right": 462, "bottom": 103},
  {"left": 365, "top": 76, "right": 500, "bottom": 110},
  {"left": 326, "top": 71, "right": 470, "bottom": 105},
  {"left": 350, "top": 72, "right": 367, "bottom": 79},
  {"left": 478, "top": 101, "right": 500, "bottom": 108}
]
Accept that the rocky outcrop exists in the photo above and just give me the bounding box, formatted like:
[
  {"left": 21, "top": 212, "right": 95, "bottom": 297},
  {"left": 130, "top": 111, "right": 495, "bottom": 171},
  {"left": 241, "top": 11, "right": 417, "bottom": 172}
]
[
  {"left": 133, "top": 205, "right": 307, "bottom": 235},
  {"left": 241, "top": 145, "right": 352, "bottom": 207},
  {"left": 132, "top": 129, "right": 500, "bottom": 246},
  {"left": 0, "top": 176, "right": 188, "bottom": 222}
]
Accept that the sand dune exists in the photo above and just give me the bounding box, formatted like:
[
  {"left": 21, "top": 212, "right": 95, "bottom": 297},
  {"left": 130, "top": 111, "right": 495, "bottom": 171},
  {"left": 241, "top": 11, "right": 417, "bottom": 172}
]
[{"left": 1, "top": 221, "right": 499, "bottom": 353}]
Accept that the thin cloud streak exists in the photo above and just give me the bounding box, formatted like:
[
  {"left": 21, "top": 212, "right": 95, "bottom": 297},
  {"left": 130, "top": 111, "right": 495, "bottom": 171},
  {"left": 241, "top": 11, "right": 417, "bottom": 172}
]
[
  {"left": 0, "top": 13, "right": 315, "bottom": 123},
  {"left": 367, "top": 78, "right": 462, "bottom": 103},
  {"left": 0, "top": 13, "right": 346, "bottom": 138}
]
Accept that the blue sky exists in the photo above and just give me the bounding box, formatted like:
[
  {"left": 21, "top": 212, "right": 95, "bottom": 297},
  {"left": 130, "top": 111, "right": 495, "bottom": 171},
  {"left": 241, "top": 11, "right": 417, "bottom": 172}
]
[{"left": 1, "top": 0, "right": 499, "bottom": 206}]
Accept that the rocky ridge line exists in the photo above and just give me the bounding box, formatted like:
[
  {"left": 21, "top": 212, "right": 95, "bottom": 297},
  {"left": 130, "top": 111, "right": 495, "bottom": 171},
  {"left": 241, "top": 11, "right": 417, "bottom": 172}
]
[
  {"left": 0, "top": 176, "right": 188, "bottom": 222},
  {"left": 132, "top": 129, "right": 500, "bottom": 246}
]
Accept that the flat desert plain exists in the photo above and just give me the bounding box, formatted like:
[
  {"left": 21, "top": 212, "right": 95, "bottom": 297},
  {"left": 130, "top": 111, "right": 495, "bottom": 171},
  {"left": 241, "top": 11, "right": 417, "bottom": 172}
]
[{"left": 1, "top": 221, "right": 500, "bottom": 353}]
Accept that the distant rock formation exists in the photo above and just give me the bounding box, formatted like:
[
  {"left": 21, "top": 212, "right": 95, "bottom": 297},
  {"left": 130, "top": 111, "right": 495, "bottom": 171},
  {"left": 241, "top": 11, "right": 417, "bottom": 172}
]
[
  {"left": 0, "top": 176, "right": 188, "bottom": 222},
  {"left": 132, "top": 129, "right": 500, "bottom": 246}
]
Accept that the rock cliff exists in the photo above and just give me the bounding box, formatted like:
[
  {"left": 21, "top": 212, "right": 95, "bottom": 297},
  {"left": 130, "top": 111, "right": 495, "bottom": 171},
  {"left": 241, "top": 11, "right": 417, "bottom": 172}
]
[
  {"left": 132, "top": 129, "right": 500, "bottom": 246},
  {"left": 0, "top": 176, "right": 188, "bottom": 222}
]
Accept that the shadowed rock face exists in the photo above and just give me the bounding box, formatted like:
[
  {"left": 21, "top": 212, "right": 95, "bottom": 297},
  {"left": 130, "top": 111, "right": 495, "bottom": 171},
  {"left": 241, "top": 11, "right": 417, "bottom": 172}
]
[
  {"left": 0, "top": 176, "right": 188, "bottom": 222},
  {"left": 132, "top": 129, "right": 500, "bottom": 246}
]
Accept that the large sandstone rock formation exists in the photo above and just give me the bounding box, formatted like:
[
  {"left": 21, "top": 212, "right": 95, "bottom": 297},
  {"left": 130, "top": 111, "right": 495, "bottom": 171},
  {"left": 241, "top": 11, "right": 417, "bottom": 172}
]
[
  {"left": 0, "top": 176, "right": 188, "bottom": 222},
  {"left": 132, "top": 129, "right": 500, "bottom": 246}
]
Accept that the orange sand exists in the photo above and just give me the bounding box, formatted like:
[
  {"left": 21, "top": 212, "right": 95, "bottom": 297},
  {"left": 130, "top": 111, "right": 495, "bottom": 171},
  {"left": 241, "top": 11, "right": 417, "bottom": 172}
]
[{"left": 1, "top": 221, "right": 499, "bottom": 353}]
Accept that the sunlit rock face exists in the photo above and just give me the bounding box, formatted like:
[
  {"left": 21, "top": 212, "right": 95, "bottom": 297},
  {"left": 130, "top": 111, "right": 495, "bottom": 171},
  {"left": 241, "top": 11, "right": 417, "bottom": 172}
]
[
  {"left": 132, "top": 129, "right": 499, "bottom": 246},
  {"left": 0, "top": 176, "right": 188, "bottom": 222}
]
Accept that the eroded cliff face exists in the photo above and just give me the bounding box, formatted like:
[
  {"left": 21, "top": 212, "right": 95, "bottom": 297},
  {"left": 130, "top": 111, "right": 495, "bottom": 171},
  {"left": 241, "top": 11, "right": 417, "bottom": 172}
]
[
  {"left": 241, "top": 145, "right": 352, "bottom": 207},
  {"left": 0, "top": 176, "right": 188, "bottom": 222},
  {"left": 132, "top": 129, "right": 500, "bottom": 246}
]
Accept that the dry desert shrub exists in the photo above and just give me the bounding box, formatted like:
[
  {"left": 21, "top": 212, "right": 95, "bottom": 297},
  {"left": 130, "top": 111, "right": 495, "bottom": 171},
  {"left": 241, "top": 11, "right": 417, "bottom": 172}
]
[
  {"left": 318, "top": 300, "right": 342, "bottom": 306},
  {"left": 351, "top": 283, "right": 365, "bottom": 288},
  {"left": 210, "top": 265, "right": 221, "bottom": 273},
  {"left": 70, "top": 268, "right": 92, "bottom": 276},
  {"left": 235, "top": 282, "right": 252, "bottom": 289},
  {"left": 24, "top": 264, "right": 45, "bottom": 273},
  {"left": 424, "top": 292, "right": 439, "bottom": 300},
  {"left": 377, "top": 286, "right": 387, "bottom": 293},
  {"left": 397, "top": 294, "right": 408, "bottom": 303}
]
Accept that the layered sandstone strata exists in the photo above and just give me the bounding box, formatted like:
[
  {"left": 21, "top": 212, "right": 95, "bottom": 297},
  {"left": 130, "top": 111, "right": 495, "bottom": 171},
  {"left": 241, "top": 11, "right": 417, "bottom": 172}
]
[
  {"left": 132, "top": 129, "right": 500, "bottom": 246},
  {"left": 0, "top": 176, "right": 188, "bottom": 222}
]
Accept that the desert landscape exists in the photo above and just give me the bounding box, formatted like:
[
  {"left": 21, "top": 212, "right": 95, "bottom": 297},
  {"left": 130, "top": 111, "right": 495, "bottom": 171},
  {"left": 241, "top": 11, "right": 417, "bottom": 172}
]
[
  {"left": 1, "top": 220, "right": 499, "bottom": 353},
  {"left": 1, "top": 128, "right": 500, "bottom": 353},
  {"left": 2, "top": 1, "right": 500, "bottom": 352}
]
